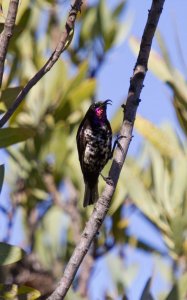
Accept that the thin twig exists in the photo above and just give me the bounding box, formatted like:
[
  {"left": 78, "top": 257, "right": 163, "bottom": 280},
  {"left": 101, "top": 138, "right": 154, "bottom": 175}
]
[
  {"left": 0, "top": 0, "right": 83, "bottom": 128},
  {"left": 0, "top": 0, "right": 19, "bottom": 87},
  {"left": 43, "top": 174, "right": 81, "bottom": 244},
  {"left": 47, "top": 0, "right": 165, "bottom": 299}
]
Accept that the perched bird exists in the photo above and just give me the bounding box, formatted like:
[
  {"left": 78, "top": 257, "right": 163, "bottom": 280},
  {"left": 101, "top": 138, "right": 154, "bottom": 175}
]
[{"left": 76, "top": 100, "right": 112, "bottom": 207}]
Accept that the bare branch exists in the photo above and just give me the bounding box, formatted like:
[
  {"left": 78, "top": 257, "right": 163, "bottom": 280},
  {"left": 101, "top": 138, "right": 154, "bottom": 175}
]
[
  {"left": 43, "top": 174, "right": 81, "bottom": 244},
  {"left": 0, "top": 0, "right": 19, "bottom": 87},
  {"left": 0, "top": 0, "right": 83, "bottom": 128},
  {"left": 46, "top": 0, "right": 165, "bottom": 299}
]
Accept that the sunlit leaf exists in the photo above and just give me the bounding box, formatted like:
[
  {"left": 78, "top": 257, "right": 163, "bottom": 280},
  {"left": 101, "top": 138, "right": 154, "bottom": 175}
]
[
  {"left": 16, "top": 0, "right": 30, "bottom": 23},
  {"left": 129, "top": 36, "right": 173, "bottom": 82},
  {"left": 0, "top": 243, "right": 25, "bottom": 265},
  {"left": 112, "top": 0, "right": 127, "bottom": 18},
  {"left": 68, "top": 79, "right": 96, "bottom": 107},
  {"left": 113, "top": 13, "right": 133, "bottom": 47},
  {"left": 0, "top": 283, "right": 40, "bottom": 300},
  {"left": 80, "top": 7, "right": 97, "bottom": 42},
  {"left": 135, "top": 115, "right": 182, "bottom": 158}
]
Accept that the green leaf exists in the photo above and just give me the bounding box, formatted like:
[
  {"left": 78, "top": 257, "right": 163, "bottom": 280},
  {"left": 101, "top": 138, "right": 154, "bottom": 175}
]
[
  {"left": 54, "top": 61, "right": 89, "bottom": 121},
  {"left": 135, "top": 115, "right": 182, "bottom": 158},
  {"left": 140, "top": 278, "right": 154, "bottom": 300},
  {"left": 98, "top": 0, "right": 111, "bottom": 39},
  {"left": 66, "top": 60, "right": 89, "bottom": 95},
  {"left": 0, "top": 243, "right": 25, "bottom": 265},
  {"left": 0, "top": 127, "right": 35, "bottom": 148},
  {"left": 0, "top": 23, "right": 4, "bottom": 33},
  {"left": 66, "top": 288, "right": 86, "bottom": 300},
  {"left": 1, "top": 0, "right": 9, "bottom": 18},
  {"left": 112, "top": 0, "right": 127, "bottom": 18},
  {"left": 0, "top": 164, "right": 4, "bottom": 194},
  {"left": 0, "top": 283, "right": 40, "bottom": 300},
  {"left": 165, "top": 273, "right": 187, "bottom": 300},
  {"left": 0, "top": 86, "right": 22, "bottom": 109},
  {"left": 10, "top": 8, "right": 31, "bottom": 47},
  {"left": 129, "top": 36, "right": 173, "bottom": 83},
  {"left": 156, "top": 31, "right": 173, "bottom": 72},
  {"left": 68, "top": 78, "right": 96, "bottom": 107},
  {"left": 30, "top": 188, "right": 48, "bottom": 200},
  {"left": 106, "top": 252, "right": 138, "bottom": 288},
  {"left": 80, "top": 7, "right": 97, "bottom": 42},
  {"left": 113, "top": 14, "right": 133, "bottom": 48},
  {"left": 16, "top": 0, "right": 30, "bottom": 23},
  {"left": 165, "top": 284, "right": 179, "bottom": 300}
]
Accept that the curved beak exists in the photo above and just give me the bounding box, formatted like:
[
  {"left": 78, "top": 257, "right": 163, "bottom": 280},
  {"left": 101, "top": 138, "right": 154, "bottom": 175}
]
[{"left": 101, "top": 99, "right": 112, "bottom": 107}]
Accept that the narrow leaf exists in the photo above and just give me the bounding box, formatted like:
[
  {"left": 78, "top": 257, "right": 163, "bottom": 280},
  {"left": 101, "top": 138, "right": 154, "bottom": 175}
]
[
  {"left": 135, "top": 115, "right": 182, "bottom": 158},
  {"left": 0, "top": 283, "right": 40, "bottom": 300},
  {"left": 140, "top": 278, "right": 154, "bottom": 300},
  {"left": 0, "top": 242, "right": 25, "bottom": 265},
  {"left": 1, "top": 86, "right": 22, "bottom": 109},
  {"left": 0, "top": 164, "right": 4, "bottom": 194},
  {"left": 0, "top": 127, "right": 35, "bottom": 148},
  {"left": 129, "top": 36, "right": 173, "bottom": 82}
]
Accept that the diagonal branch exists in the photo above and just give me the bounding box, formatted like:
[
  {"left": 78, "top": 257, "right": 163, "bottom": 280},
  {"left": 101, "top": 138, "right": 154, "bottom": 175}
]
[
  {"left": 0, "top": 0, "right": 83, "bottom": 128},
  {"left": 0, "top": 0, "right": 19, "bottom": 87},
  {"left": 46, "top": 0, "right": 165, "bottom": 299}
]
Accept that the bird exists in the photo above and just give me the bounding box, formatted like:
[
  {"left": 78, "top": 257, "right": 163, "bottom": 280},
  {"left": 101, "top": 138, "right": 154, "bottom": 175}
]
[{"left": 76, "top": 100, "right": 112, "bottom": 207}]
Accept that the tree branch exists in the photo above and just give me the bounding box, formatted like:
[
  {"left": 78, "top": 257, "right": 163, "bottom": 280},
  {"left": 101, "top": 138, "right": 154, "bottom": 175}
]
[
  {"left": 43, "top": 174, "right": 81, "bottom": 244},
  {"left": 46, "top": 0, "right": 165, "bottom": 299},
  {"left": 0, "top": 0, "right": 19, "bottom": 87},
  {"left": 0, "top": 0, "right": 83, "bottom": 128}
]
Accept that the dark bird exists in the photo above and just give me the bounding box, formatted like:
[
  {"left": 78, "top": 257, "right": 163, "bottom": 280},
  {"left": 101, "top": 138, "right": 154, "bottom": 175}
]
[{"left": 76, "top": 100, "right": 112, "bottom": 207}]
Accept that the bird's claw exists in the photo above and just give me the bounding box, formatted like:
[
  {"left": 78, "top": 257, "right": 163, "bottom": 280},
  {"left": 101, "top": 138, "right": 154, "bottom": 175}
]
[{"left": 100, "top": 173, "right": 113, "bottom": 186}]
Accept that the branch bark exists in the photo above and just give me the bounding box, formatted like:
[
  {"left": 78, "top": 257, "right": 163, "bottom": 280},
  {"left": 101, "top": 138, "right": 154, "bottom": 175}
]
[
  {"left": 0, "top": 0, "right": 83, "bottom": 128},
  {"left": 0, "top": 0, "right": 19, "bottom": 87},
  {"left": 46, "top": 0, "right": 165, "bottom": 299}
]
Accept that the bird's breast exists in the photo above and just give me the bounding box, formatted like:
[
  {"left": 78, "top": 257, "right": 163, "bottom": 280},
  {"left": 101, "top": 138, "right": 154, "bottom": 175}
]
[{"left": 83, "top": 126, "right": 112, "bottom": 171}]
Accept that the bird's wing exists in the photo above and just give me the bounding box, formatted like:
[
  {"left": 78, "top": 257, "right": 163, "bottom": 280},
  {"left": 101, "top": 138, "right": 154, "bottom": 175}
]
[{"left": 76, "top": 117, "right": 88, "bottom": 172}]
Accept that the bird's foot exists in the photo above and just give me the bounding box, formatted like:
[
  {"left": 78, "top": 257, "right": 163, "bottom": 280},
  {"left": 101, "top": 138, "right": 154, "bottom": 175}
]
[
  {"left": 100, "top": 173, "right": 113, "bottom": 186},
  {"left": 110, "top": 134, "right": 133, "bottom": 158}
]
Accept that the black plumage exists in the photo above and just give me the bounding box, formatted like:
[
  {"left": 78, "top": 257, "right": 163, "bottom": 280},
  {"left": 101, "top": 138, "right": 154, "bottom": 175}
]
[{"left": 76, "top": 100, "right": 112, "bottom": 207}]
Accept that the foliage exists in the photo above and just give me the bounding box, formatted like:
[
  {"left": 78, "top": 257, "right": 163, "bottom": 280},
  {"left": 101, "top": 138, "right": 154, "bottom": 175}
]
[
  {"left": 0, "top": 0, "right": 133, "bottom": 299},
  {"left": 1, "top": 0, "right": 187, "bottom": 299},
  {"left": 0, "top": 242, "right": 25, "bottom": 265},
  {"left": 0, "top": 164, "right": 4, "bottom": 194},
  {"left": 0, "top": 284, "right": 40, "bottom": 300}
]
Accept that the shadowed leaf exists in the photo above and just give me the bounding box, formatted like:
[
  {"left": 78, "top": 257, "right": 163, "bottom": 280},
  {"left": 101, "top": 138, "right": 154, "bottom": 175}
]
[
  {"left": 1, "top": 87, "right": 22, "bottom": 109},
  {"left": 140, "top": 278, "right": 154, "bottom": 300},
  {"left": 0, "top": 127, "right": 35, "bottom": 148},
  {"left": 0, "top": 164, "right": 4, "bottom": 193}
]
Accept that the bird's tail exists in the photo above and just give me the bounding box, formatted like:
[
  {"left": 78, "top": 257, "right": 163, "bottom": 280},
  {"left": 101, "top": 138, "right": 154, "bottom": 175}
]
[{"left": 83, "top": 182, "right": 98, "bottom": 207}]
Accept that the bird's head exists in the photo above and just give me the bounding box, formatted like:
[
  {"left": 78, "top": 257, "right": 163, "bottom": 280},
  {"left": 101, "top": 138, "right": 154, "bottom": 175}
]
[{"left": 89, "top": 99, "right": 112, "bottom": 121}]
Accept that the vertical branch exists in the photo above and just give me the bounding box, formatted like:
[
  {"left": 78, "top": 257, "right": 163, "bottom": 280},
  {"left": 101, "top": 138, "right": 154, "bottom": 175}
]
[
  {"left": 0, "top": 0, "right": 19, "bottom": 87},
  {"left": 47, "top": 0, "right": 165, "bottom": 299}
]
